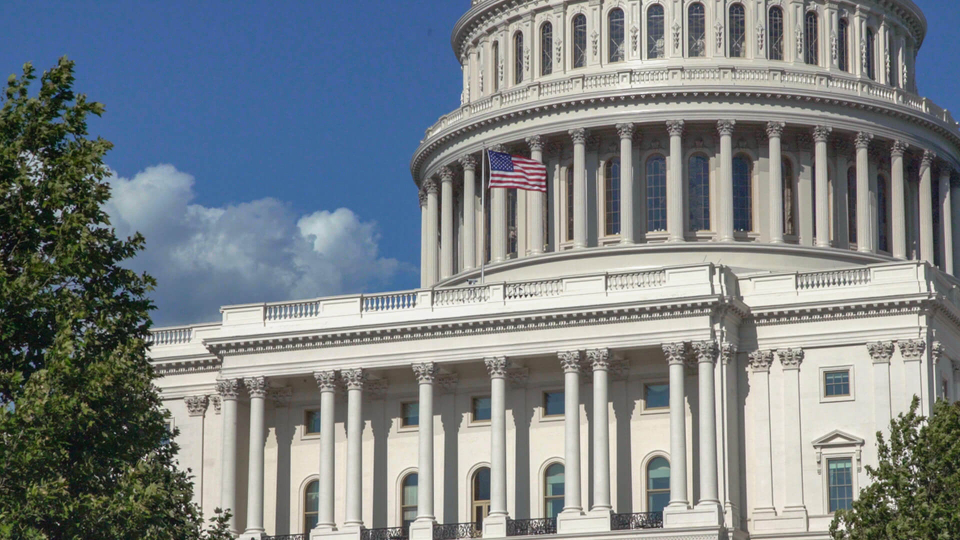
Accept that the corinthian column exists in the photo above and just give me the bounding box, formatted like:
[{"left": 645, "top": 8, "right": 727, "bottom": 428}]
[
  {"left": 483, "top": 357, "right": 509, "bottom": 538},
  {"left": 890, "top": 141, "right": 908, "bottom": 259},
  {"left": 460, "top": 155, "right": 478, "bottom": 270},
  {"left": 419, "top": 190, "right": 428, "bottom": 287},
  {"left": 412, "top": 363, "right": 437, "bottom": 527},
  {"left": 746, "top": 352, "right": 776, "bottom": 519},
  {"left": 777, "top": 349, "right": 807, "bottom": 520},
  {"left": 616, "top": 124, "right": 636, "bottom": 244},
  {"left": 490, "top": 145, "right": 508, "bottom": 262},
  {"left": 342, "top": 368, "right": 365, "bottom": 529},
  {"left": 666, "top": 121, "right": 685, "bottom": 242},
  {"left": 767, "top": 122, "right": 786, "bottom": 244},
  {"left": 216, "top": 379, "right": 241, "bottom": 534},
  {"left": 692, "top": 341, "right": 720, "bottom": 514},
  {"left": 717, "top": 120, "right": 736, "bottom": 242},
  {"left": 569, "top": 129, "right": 588, "bottom": 249},
  {"left": 940, "top": 167, "right": 953, "bottom": 274},
  {"left": 587, "top": 348, "right": 612, "bottom": 513},
  {"left": 558, "top": 351, "right": 583, "bottom": 515},
  {"left": 855, "top": 132, "right": 874, "bottom": 253},
  {"left": 243, "top": 376, "right": 268, "bottom": 537},
  {"left": 867, "top": 342, "right": 895, "bottom": 438},
  {"left": 313, "top": 370, "right": 338, "bottom": 531},
  {"left": 813, "top": 126, "right": 832, "bottom": 247},
  {"left": 899, "top": 339, "right": 926, "bottom": 414},
  {"left": 527, "top": 136, "right": 546, "bottom": 255},
  {"left": 920, "top": 151, "right": 936, "bottom": 264},
  {"left": 439, "top": 167, "right": 455, "bottom": 280},
  {"left": 424, "top": 178, "right": 440, "bottom": 284},
  {"left": 661, "top": 343, "right": 689, "bottom": 510}
]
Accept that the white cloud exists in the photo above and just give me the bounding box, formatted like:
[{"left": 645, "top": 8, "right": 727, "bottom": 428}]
[{"left": 105, "top": 164, "right": 410, "bottom": 326}]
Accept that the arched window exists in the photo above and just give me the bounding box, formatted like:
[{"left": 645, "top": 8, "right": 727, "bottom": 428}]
[
  {"left": 768, "top": 7, "right": 784, "bottom": 61},
  {"left": 566, "top": 167, "right": 574, "bottom": 242},
  {"left": 492, "top": 41, "right": 500, "bottom": 92},
  {"left": 507, "top": 188, "right": 518, "bottom": 255},
  {"left": 783, "top": 161, "right": 796, "bottom": 236},
  {"left": 514, "top": 32, "right": 524, "bottom": 85},
  {"left": 878, "top": 174, "right": 889, "bottom": 252},
  {"left": 838, "top": 19, "right": 849, "bottom": 72},
  {"left": 866, "top": 29, "right": 876, "bottom": 80},
  {"left": 729, "top": 4, "right": 746, "bottom": 58},
  {"left": 472, "top": 468, "right": 491, "bottom": 526},
  {"left": 847, "top": 167, "right": 857, "bottom": 245},
  {"left": 688, "top": 154, "right": 710, "bottom": 232},
  {"left": 605, "top": 158, "right": 622, "bottom": 236},
  {"left": 804, "top": 12, "right": 819, "bottom": 65},
  {"left": 647, "top": 155, "right": 667, "bottom": 232},
  {"left": 647, "top": 4, "right": 665, "bottom": 59},
  {"left": 304, "top": 480, "right": 319, "bottom": 531},
  {"left": 401, "top": 473, "right": 418, "bottom": 530},
  {"left": 541, "top": 23, "right": 553, "bottom": 76},
  {"left": 544, "top": 463, "right": 564, "bottom": 519},
  {"left": 733, "top": 155, "right": 752, "bottom": 232},
  {"left": 688, "top": 3, "right": 706, "bottom": 57},
  {"left": 609, "top": 8, "right": 626, "bottom": 63},
  {"left": 572, "top": 14, "right": 587, "bottom": 68},
  {"left": 647, "top": 457, "right": 670, "bottom": 513}
]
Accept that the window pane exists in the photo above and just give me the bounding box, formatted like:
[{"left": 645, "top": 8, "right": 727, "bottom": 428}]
[
  {"left": 605, "top": 158, "right": 621, "bottom": 236},
  {"left": 729, "top": 5, "right": 746, "bottom": 58},
  {"left": 866, "top": 30, "right": 876, "bottom": 80},
  {"left": 402, "top": 402, "right": 420, "bottom": 426},
  {"left": 648, "top": 491, "right": 670, "bottom": 514},
  {"left": 847, "top": 167, "right": 857, "bottom": 244},
  {"left": 545, "top": 464, "right": 565, "bottom": 497},
  {"left": 403, "top": 474, "right": 419, "bottom": 505},
  {"left": 733, "top": 156, "right": 752, "bottom": 232},
  {"left": 306, "top": 410, "right": 322, "bottom": 434},
  {"left": 609, "top": 9, "right": 625, "bottom": 63},
  {"left": 647, "top": 458, "right": 670, "bottom": 490},
  {"left": 541, "top": 23, "right": 553, "bottom": 76},
  {"left": 566, "top": 168, "right": 574, "bottom": 241},
  {"left": 473, "top": 396, "right": 492, "bottom": 421},
  {"left": 838, "top": 20, "right": 849, "bottom": 72},
  {"left": 805, "top": 12, "right": 819, "bottom": 65},
  {"left": 828, "top": 459, "right": 853, "bottom": 512},
  {"left": 824, "top": 370, "right": 851, "bottom": 397},
  {"left": 573, "top": 15, "right": 587, "bottom": 68},
  {"left": 474, "top": 468, "right": 491, "bottom": 501},
  {"left": 769, "top": 8, "right": 784, "bottom": 61},
  {"left": 544, "top": 391, "right": 564, "bottom": 416},
  {"left": 647, "top": 156, "right": 667, "bottom": 232},
  {"left": 546, "top": 498, "right": 564, "bottom": 519},
  {"left": 688, "top": 155, "right": 710, "bottom": 231},
  {"left": 492, "top": 42, "right": 500, "bottom": 92},
  {"left": 647, "top": 5, "right": 665, "bottom": 59},
  {"left": 878, "top": 175, "right": 889, "bottom": 252},
  {"left": 305, "top": 480, "right": 319, "bottom": 531},
  {"left": 645, "top": 383, "right": 669, "bottom": 409},
  {"left": 688, "top": 3, "right": 706, "bottom": 57},
  {"left": 515, "top": 32, "right": 524, "bottom": 85}
]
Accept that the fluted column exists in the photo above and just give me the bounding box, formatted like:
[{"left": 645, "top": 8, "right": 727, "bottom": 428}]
[
  {"left": 813, "top": 126, "right": 832, "bottom": 247},
  {"left": 777, "top": 349, "right": 807, "bottom": 519},
  {"left": 746, "top": 352, "right": 776, "bottom": 518},
  {"left": 412, "top": 363, "right": 437, "bottom": 524},
  {"left": 440, "top": 167, "right": 455, "bottom": 280},
  {"left": 768, "top": 122, "right": 785, "bottom": 244},
  {"left": 693, "top": 342, "right": 720, "bottom": 508},
  {"left": 460, "top": 155, "right": 478, "bottom": 270},
  {"left": 569, "top": 129, "right": 588, "bottom": 249},
  {"left": 527, "top": 136, "right": 546, "bottom": 255},
  {"left": 855, "top": 132, "right": 874, "bottom": 253},
  {"left": 940, "top": 167, "right": 953, "bottom": 274},
  {"left": 920, "top": 151, "right": 936, "bottom": 264},
  {"left": 243, "top": 376, "right": 268, "bottom": 537},
  {"left": 342, "top": 369, "right": 365, "bottom": 529},
  {"left": 216, "top": 379, "right": 241, "bottom": 534},
  {"left": 558, "top": 351, "right": 583, "bottom": 513},
  {"left": 588, "top": 349, "right": 612, "bottom": 512},
  {"left": 666, "top": 121, "right": 685, "bottom": 242},
  {"left": 718, "top": 121, "right": 736, "bottom": 242},
  {"left": 419, "top": 191, "right": 428, "bottom": 288},
  {"left": 314, "top": 370, "right": 338, "bottom": 531},
  {"left": 424, "top": 178, "right": 440, "bottom": 284},
  {"left": 661, "top": 343, "right": 689, "bottom": 509},
  {"left": 484, "top": 357, "right": 509, "bottom": 538},
  {"left": 617, "top": 124, "right": 636, "bottom": 244},
  {"left": 891, "top": 141, "right": 908, "bottom": 259}
]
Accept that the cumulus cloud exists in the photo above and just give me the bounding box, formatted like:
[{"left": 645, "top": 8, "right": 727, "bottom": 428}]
[{"left": 104, "top": 164, "right": 410, "bottom": 326}]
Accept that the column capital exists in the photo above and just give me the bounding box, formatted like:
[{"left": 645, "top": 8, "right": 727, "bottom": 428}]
[
  {"left": 485, "top": 356, "right": 508, "bottom": 378},
  {"left": 899, "top": 339, "right": 926, "bottom": 361},
  {"left": 418, "top": 189, "right": 427, "bottom": 208},
  {"left": 666, "top": 120, "right": 685, "bottom": 137},
  {"left": 616, "top": 122, "right": 635, "bottom": 140},
  {"left": 186, "top": 395, "right": 209, "bottom": 417},
  {"left": 921, "top": 150, "right": 937, "bottom": 168},
  {"left": 489, "top": 143, "right": 507, "bottom": 153},
  {"left": 341, "top": 368, "right": 366, "bottom": 390},
  {"left": 777, "top": 348, "right": 804, "bottom": 370},
  {"left": 812, "top": 125, "right": 833, "bottom": 143},
  {"left": 765, "top": 121, "right": 785, "bottom": 139},
  {"left": 867, "top": 341, "right": 895, "bottom": 363},
  {"left": 314, "top": 370, "right": 338, "bottom": 392},
  {"left": 854, "top": 131, "right": 874, "bottom": 150},
  {"left": 423, "top": 177, "right": 439, "bottom": 195},
  {"left": 891, "top": 140, "right": 909, "bottom": 157},
  {"left": 439, "top": 166, "right": 454, "bottom": 184},
  {"left": 211, "top": 395, "right": 221, "bottom": 414},
  {"left": 693, "top": 340, "right": 719, "bottom": 364},
  {"left": 931, "top": 340, "right": 945, "bottom": 365},
  {"left": 459, "top": 154, "right": 478, "bottom": 171},
  {"left": 720, "top": 342, "right": 737, "bottom": 365},
  {"left": 216, "top": 378, "right": 241, "bottom": 400},
  {"left": 412, "top": 362, "right": 437, "bottom": 383},
  {"left": 244, "top": 376, "right": 268, "bottom": 398},
  {"left": 558, "top": 350, "right": 583, "bottom": 372},
  {"left": 526, "top": 134, "right": 545, "bottom": 152},
  {"left": 587, "top": 348, "right": 611, "bottom": 370},
  {"left": 661, "top": 342, "right": 687, "bottom": 366},
  {"left": 716, "top": 120, "right": 736, "bottom": 137},
  {"left": 747, "top": 350, "right": 774, "bottom": 372}
]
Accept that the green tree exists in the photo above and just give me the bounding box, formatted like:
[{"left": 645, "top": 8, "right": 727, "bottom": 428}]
[
  {"left": 830, "top": 397, "right": 960, "bottom": 540},
  {"left": 0, "top": 58, "right": 230, "bottom": 540}
]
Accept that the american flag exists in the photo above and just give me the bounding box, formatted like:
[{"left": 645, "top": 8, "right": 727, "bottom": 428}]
[{"left": 487, "top": 150, "right": 547, "bottom": 192}]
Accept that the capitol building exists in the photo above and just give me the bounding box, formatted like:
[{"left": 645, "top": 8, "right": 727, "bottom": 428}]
[{"left": 150, "top": 1, "right": 960, "bottom": 539}]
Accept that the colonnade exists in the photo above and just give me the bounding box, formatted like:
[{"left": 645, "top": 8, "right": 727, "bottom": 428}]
[{"left": 419, "top": 121, "right": 958, "bottom": 286}]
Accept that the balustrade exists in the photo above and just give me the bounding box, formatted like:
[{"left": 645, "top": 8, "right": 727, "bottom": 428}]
[
  {"left": 506, "top": 518, "right": 556, "bottom": 536},
  {"left": 504, "top": 279, "right": 563, "bottom": 300},
  {"left": 362, "top": 292, "right": 418, "bottom": 312},
  {"left": 610, "top": 512, "right": 664, "bottom": 530},
  {"left": 150, "top": 327, "right": 192, "bottom": 345},
  {"left": 796, "top": 268, "right": 871, "bottom": 290},
  {"left": 433, "top": 522, "right": 482, "bottom": 540},
  {"left": 362, "top": 527, "right": 408, "bottom": 540},
  {"left": 266, "top": 301, "right": 321, "bottom": 321}
]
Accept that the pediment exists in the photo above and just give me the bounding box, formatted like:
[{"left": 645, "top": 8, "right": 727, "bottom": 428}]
[{"left": 812, "top": 429, "right": 865, "bottom": 449}]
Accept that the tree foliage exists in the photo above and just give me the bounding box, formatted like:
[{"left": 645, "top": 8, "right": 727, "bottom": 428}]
[
  {"left": 830, "top": 397, "right": 960, "bottom": 540},
  {"left": 0, "top": 58, "right": 229, "bottom": 540}
]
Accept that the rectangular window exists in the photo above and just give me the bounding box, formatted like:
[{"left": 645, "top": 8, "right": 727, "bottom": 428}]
[
  {"left": 644, "top": 383, "right": 669, "bottom": 409},
  {"left": 305, "top": 409, "right": 322, "bottom": 434},
  {"left": 827, "top": 458, "right": 854, "bottom": 512},
  {"left": 472, "top": 396, "right": 492, "bottom": 422},
  {"left": 543, "top": 391, "right": 564, "bottom": 416},
  {"left": 402, "top": 402, "right": 420, "bottom": 427},
  {"left": 824, "top": 370, "right": 850, "bottom": 397}
]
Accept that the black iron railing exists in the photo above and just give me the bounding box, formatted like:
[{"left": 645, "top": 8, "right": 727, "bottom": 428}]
[
  {"left": 610, "top": 512, "right": 663, "bottom": 530},
  {"left": 433, "top": 522, "right": 482, "bottom": 540},
  {"left": 362, "top": 527, "right": 409, "bottom": 540},
  {"left": 264, "top": 535, "right": 307, "bottom": 540},
  {"left": 506, "top": 518, "right": 557, "bottom": 536}
]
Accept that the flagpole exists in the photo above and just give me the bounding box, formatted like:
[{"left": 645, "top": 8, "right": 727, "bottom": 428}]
[{"left": 479, "top": 145, "right": 487, "bottom": 285}]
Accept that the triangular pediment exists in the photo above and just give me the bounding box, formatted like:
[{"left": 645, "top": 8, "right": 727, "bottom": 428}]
[{"left": 812, "top": 429, "right": 865, "bottom": 449}]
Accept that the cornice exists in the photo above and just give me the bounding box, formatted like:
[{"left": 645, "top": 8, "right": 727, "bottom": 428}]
[
  {"left": 153, "top": 354, "right": 221, "bottom": 375},
  {"left": 750, "top": 294, "right": 935, "bottom": 327}
]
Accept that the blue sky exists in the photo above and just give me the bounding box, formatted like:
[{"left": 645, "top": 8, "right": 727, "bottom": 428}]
[{"left": 4, "top": 1, "right": 958, "bottom": 325}]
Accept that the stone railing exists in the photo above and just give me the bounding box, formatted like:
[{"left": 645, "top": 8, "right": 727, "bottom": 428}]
[
  {"left": 362, "top": 291, "right": 418, "bottom": 312},
  {"left": 149, "top": 326, "right": 193, "bottom": 346},
  {"left": 796, "top": 268, "right": 872, "bottom": 290}
]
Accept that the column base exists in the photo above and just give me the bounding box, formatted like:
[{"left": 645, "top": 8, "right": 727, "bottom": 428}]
[
  {"left": 751, "top": 506, "right": 808, "bottom": 533},
  {"left": 556, "top": 508, "right": 611, "bottom": 534},
  {"left": 311, "top": 528, "right": 362, "bottom": 540},
  {"left": 662, "top": 502, "right": 722, "bottom": 528},
  {"left": 482, "top": 513, "right": 508, "bottom": 538},
  {"left": 410, "top": 518, "right": 436, "bottom": 540},
  {"left": 239, "top": 532, "right": 266, "bottom": 540}
]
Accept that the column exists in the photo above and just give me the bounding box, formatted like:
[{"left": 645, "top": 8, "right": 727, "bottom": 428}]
[
  {"left": 693, "top": 342, "right": 721, "bottom": 513},
  {"left": 527, "top": 136, "right": 546, "bottom": 255},
  {"left": 855, "top": 132, "right": 874, "bottom": 253},
  {"left": 813, "top": 126, "right": 832, "bottom": 247},
  {"left": 569, "top": 129, "right": 588, "bottom": 249},
  {"left": 666, "top": 121, "right": 685, "bottom": 242},
  {"left": 412, "top": 363, "right": 437, "bottom": 531},
  {"left": 425, "top": 178, "right": 440, "bottom": 284},
  {"left": 491, "top": 144, "right": 508, "bottom": 263},
  {"left": 898, "top": 340, "right": 926, "bottom": 414},
  {"left": 777, "top": 349, "right": 808, "bottom": 522},
  {"left": 484, "top": 357, "right": 509, "bottom": 538},
  {"left": 920, "top": 151, "right": 936, "bottom": 264},
  {"left": 717, "top": 121, "right": 736, "bottom": 242},
  {"left": 242, "top": 377, "right": 268, "bottom": 538},
  {"left": 314, "top": 371, "right": 338, "bottom": 531},
  {"left": 891, "top": 141, "right": 908, "bottom": 259},
  {"left": 617, "top": 124, "right": 636, "bottom": 244},
  {"left": 867, "top": 342, "right": 894, "bottom": 438},
  {"left": 341, "top": 369, "right": 365, "bottom": 529},
  {"left": 587, "top": 349, "right": 612, "bottom": 513},
  {"left": 558, "top": 351, "right": 583, "bottom": 514},
  {"left": 940, "top": 167, "right": 953, "bottom": 274},
  {"left": 768, "top": 122, "right": 785, "bottom": 244},
  {"left": 419, "top": 190, "right": 428, "bottom": 288},
  {"left": 216, "top": 379, "right": 241, "bottom": 534},
  {"left": 746, "top": 352, "right": 776, "bottom": 519},
  {"left": 440, "top": 167, "right": 455, "bottom": 280},
  {"left": 460, "top": 155, "right": 478, "bottom": 270},
  {"left": 661, "top": 343, "right": 689, "bottom": 509}
]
